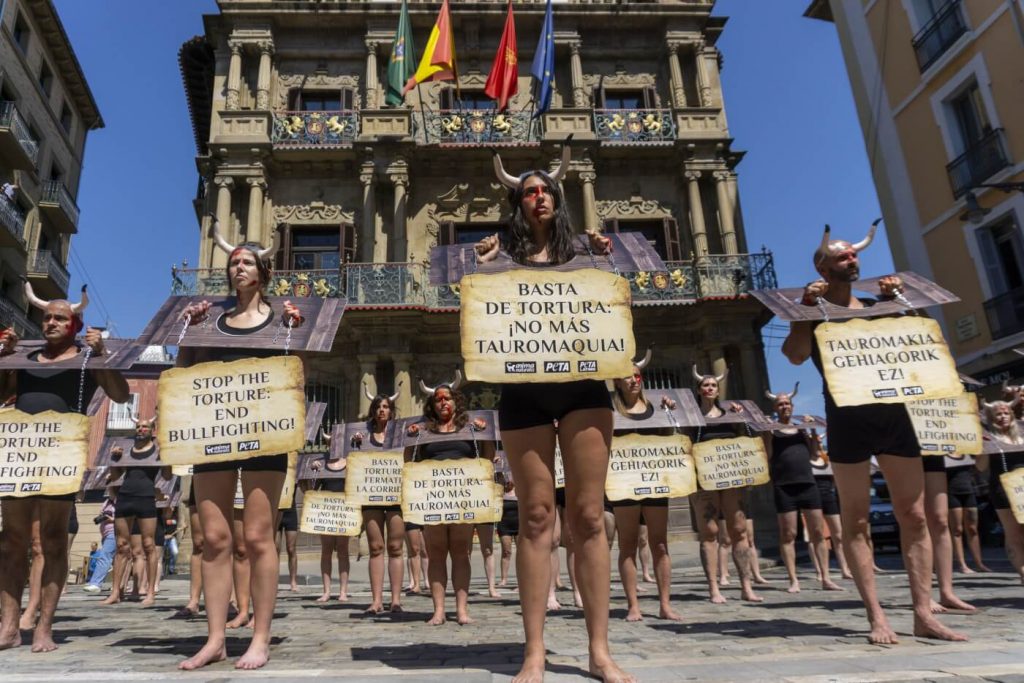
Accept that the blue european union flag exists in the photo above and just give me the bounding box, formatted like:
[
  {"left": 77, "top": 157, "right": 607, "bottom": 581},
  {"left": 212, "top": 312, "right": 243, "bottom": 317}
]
[{"left": 530, "top": 0, "right": 555, "bottom": 116}]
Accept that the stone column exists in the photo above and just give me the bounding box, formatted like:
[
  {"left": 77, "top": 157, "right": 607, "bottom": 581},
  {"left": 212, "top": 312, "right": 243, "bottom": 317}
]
[
  {"left": 365, "top": 39, "right": 380, "bottom": 109},
  {"left": 393, "top": 353, "right": 413, "bottom": 420},
  {"left": 693, "top": 40, "right": 713, "bottom": 107},
  {"left": 738, "top": 344, "right": 762, "bottom": 406},
  {"left": 684, "top": 171, "right": 708, "bottom": 259},
  {"left": 569, "top": 41, "right": 587, "bottom": 108},
  {"left": 702, "top": 45, "right": 721, "bottom": 108},
  {"left": 710, "top": 348, "right": 729, "bottom": 400},
  {"left": 360, "top": 160, "right": 381, "bottom": 262},
  {"left": 246, "top": 178, "right": 266, "bottom": 245},
  {"left": 713, "top": 171, "right": 738, "bottom": 255},
  {"left": 358, "top": 355, "right": 378, "bottom": 417},
  {"left": 388, "top": 160, "right": 409, "bottom": 262},
  {"left": 579, "top": 169, "right": 599, "bottom": 233},
  {"left": 212, "top": 176, "right": 234, "bottom": 269},
  {"left": 226, "top": 40, "right": 243, "bottom": 111},
  {"left": 666, "top": 40, "right": 687, "bottom": 108},
  {"left": 256, "top": 40, "right": 274, "bottom": 111}
]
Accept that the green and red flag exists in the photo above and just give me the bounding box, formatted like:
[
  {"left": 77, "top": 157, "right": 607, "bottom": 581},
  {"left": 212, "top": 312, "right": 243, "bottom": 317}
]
[{"left": 385, "top": 0, "right": 416, "bottom": 106}]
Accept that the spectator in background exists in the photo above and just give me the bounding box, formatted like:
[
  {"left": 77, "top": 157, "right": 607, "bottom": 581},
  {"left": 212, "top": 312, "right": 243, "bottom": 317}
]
[{"left": 83, "top": 494, "right": 116, "bottom": 593}]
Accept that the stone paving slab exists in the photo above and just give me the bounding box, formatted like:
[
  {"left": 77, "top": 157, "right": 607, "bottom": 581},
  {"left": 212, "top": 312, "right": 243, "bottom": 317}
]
[{"left": 3, "top": 549, "right": 1023, "bottom": 681}]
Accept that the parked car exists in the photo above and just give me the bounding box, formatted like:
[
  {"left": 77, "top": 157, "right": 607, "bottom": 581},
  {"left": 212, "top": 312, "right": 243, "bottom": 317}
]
[{"left": 869, "top": 474, "right": 900, "bottom": 550}]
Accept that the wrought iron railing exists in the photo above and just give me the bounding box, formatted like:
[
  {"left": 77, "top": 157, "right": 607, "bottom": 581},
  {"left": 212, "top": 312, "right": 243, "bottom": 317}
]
[
  {"left": 946, "top": 128, "right": 1010, "bottom": 198},
  {"left": 0, "top": 197, "right": 26, "bottom": 246},
  {"left": 28, "top": 249, "right": 70, "bottom": 293},
  {"left": 594, "top": 109, "right": 676, "bottom": 143},
  {"left": 417, "top": 109, "right": 538, "bottom": 145},
  {"left": 0, "top": 100, "right": 39, "bottom": 165},
  {"left": 171, "top": 252, "right": 776, "bottom": 308},
  {"left": 912, "top": 0, "right": 967, "bottom": 72},
  {"left": 272, "top": 110, "right": 358, "bottom": 146},
  {"left": 40, "top": 180, "right": 80, "bottom": 227},
  {"left": 0, "top": 294, "right": 40, "bottom": 339},
  {"left": 984, "top": 285, "right": 1024, "bottom": 340}
]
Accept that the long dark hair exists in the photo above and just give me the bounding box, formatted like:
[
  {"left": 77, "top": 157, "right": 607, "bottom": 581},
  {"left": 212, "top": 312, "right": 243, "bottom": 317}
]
[
  {"left": 363, "top": 395, "right": 397, "bottom": 430},
  {"left": 423, "top": 385, "right": 469, "bottom": 433},
  {"left": 224, "top": 244, "right": 272, "bottom": 305},
  {"left": 506, "top": 171, "right": 576, "bottom": 266}
]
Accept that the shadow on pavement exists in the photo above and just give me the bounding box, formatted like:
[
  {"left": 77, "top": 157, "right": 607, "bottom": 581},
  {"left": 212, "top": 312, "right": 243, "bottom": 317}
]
[
  {"left": 351, "top": 641, "right": 526, "bottom": 673},
  {"left": 111, "top": 634, "right": 285, "bottom": 657},
  {"left": 648, "top": 617, "right": 858, "bottom": 639},
  {"left": 53, "top": 627, "right": 120, "bottom": 643}
]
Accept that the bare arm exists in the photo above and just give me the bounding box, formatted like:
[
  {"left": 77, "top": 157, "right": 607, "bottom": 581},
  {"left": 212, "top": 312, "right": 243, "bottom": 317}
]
[
  {"left": 92, "top": 369, "right": 130, "bottom": 404},
  {"left": 782, "top": 320, "right": 814, "bottom": 365},
  {"left": 480, "top": 441, "right": 496, "bottom": 461}
]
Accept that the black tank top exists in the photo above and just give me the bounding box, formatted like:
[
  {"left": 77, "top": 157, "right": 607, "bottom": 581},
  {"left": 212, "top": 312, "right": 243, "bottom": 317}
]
[
  {"left": 318, "top": 477, "right": 347, "bottom": 493},
  {"left": 15, "top": 348, "right": 99, "bottom": 415},
  {"left": 418, "top": 439, "right": 475, "bottom": 461},
  {"left": 119, "top": 444, "right": 159, "bottom": 497},
  {"left": 770, "top": 431, "right": 814, "bottom": 485}
]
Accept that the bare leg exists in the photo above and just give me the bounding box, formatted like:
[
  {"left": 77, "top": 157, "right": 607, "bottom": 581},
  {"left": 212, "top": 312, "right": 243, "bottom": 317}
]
[
  {"left": 225, "top": 512, "right": 250, "bottom": 629},
  {"left": 500, "top": 534, "right": 514, "bottom": 586},
  {"left": 29, "top": 500, "right": 72, "bottom": 652},
  {"left": 424, "top": 525, "right": 449, "bottom": 625},
  {"left": 363, "top": 509, "right": 386, "bottom": 613},
  {"left": 825, "top": 513, "right": 854, "bottom": 578},
  {"left": 723, "top": 490, "right": 762, "bottom": 602},
  {"left": 137, "top": 517, "right": 159, "bottom": 607},
  {"left": 101, "top": 518, "right": 133, "bottom": 605},
  {"left": 184, "top": 507, "right": 204, "bottom": 614},
  {"left": 777, "top": 511, "right": 801, "bottom": 593},
  {"left": 336, "top": 535, "right": 351, "bottom": 600},
  {"left": 476, "top": 523, "right": 499, "bottom": 598},
  {"left": 996, "top": 508, "right": 1024, "bottom": 582},
  {"left": 613, "top": 506, "right": 644, "bottom": 621},
  {"left": 0, "top": 499, "right": 33, "bottom": 649},
  {"left": 637, "top": 523, "right": 654, "bottom": 583},
  {"left": 746, "top": 517, "right": 769, "bottom": 584},
  {"left": 964, "top": 507, "right": 991, "bottom": 572},
  {"left": 805, "top": 509, "right": 841, "bottom": 590},
  {"left": 717, "top": 523, "right": 731, "bottom": 586},
  {"left": 317, "top": 535, "right": 334, "bottom": 602},
  {"left": 285, "top": 530, "right": 298, "bottom": 591},
  {"left": 643, "top": 505, "right": 680, "bottom": 620},
  {"left": 561, "top": 508, "right": 582, "bottom": 608},
  {"left": 547, "top": 511, "right": 562, "bottom": 609},
  {"left": 949, "top": 507, "right": 971, "bottom": 573},
  {"left": 451, "top": 524, "right": 475, "bottom": 624},
  {"left": 406, "top": 528, "right": 424, "bottom": 592},
  {"left": 691, "top": 491, "right": 725, "bottom": 603},
  {"left": 385, "top": 511, "right": 405, "bottom": 609},
  {"left": 19, "top": 514, "right": 43, "bottom": 631},
  {"left": 923, "top": 471, "right": 973, "bottom": 611}
]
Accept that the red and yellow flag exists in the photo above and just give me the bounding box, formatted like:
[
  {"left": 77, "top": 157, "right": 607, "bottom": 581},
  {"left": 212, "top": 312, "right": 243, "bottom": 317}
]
[
  {"left": 484, "top": 1, "right": 518, "bottom": 111},
  {"left": 403, "top": 0, "right": 458, "bottom": 95}
]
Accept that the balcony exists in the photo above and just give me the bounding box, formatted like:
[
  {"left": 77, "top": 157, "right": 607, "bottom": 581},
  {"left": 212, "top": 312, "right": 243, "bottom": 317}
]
[
  {"left": 594, "top": 109, "right": 676, "bottom": 144},
  {"left": 272, "top": 110, "right": 358, "bottom": 148},
  {"left": 38, "top": 181, "right": 80, "bottom": 234},
  {"left": 0, "top": 293, "right": 40, "bottom": 339},
  {"left": 27, "top": 249, "right": 70, "bottom": 299},
  {"left": 947, "top": 128, "right": 1010, "bottom": 199},
  {"left": 170, "top": 252, "right": 776, "bottom": 310},
  {"left": 417, "top": 109, "right": 539, "bottom": 146},
  {"left": 984, "top": 285, "right": 1024, "bottom": 340},
  {"left": 0, "top": 101, "right": 40, "bottom": 170},
  {"left": 0, "top": 198, "right": 26, "bottom": 250},
  {"left": 912, "top": 0, "right": 967, "bottom": 72}
]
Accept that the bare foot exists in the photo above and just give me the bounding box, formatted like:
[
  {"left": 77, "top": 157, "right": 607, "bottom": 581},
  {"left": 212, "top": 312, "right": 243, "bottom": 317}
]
[
  {"left": 625, "top": 607, "right": 643, "bottom": 622},
  {"left": 754, "top": 575, "right": 770, "bottom": 585},
  {"left": 426, "top": 613, "right": 446, "bottom": 625},
  {"left": 179, "top": 640, "right": 227, "bottom": 670},
  {"left": 741, "top": 588, "right": 764, "bottom": 603},
  {"left": 235, "top": 642, "right": 270, "bottom": 670},
  {"left": 244, "top": 615, "right": 255, "bottom": 629},
  {"left": 573, "top": 591, "right": 583, "bottom": 608},
  {"left": 456, "top": 612, "right": 474, "bottom": 625},
  {"left": 498, "top": 581, "right": 508, "bottom": 588},
  {"left": 512, "top": 655, "right": 546, "bottom": 683},
  {"left": 709, "top": 592, "right": 727, "bottom": 605},
  {"left": 659, "top": 606, "right": 683, "bottom": 621},
  {"left": 939, "top": 595, "right": 976, "bottom": 612},
  {"left": 841, "top": 570, "right": 854, "bottom": 579},
  {"left": 364, "top": 604, "right": 383, "bottom": 615},
  {"left": 30, "top": 630, "right": 58, "bottom": 653},
  {"left": 635, "top": 584, "right": 648, "bottom": 593},
  {"left": 337, "top": 592, "right": 349, "bottom": 603},
  {"left": 315, "top": 593, "right": 330, "bottom": 603},
  {"left": 99, "top": 594, "right": 120, "bottom": 606},
  {"left": 977, "top": 564, "right": 993, "bottom": 573},
  {"left": 642, "top": 575, "right": 655, "bottom": 583},
  {"left": 589, "top": 656, "right": 638, "bottom": 683},
  {"left": 822, "top": 580, "right": 844, "bottom": 591},
  {"left": 225, "top": 612, "right": 249, "bottom": 629},
  {"left": 913, "top": 614, "right": 968, "bottom": 641},
  {"left": 18, "top": 613, "right": 36, "bottom": 631},
  {"left": 555, "top": 581, "right": 566, "bottom": 590},
  {"left": 546, "top": 596, "right": 561, "bottom": 611},
  {"left": 959, "top": 566, "right": 976, "bottom": 575},
  {"left": 488, "top": 588, "right": 502, "bottom": 598},
  {"left": 389, "top": 603, "right": 403, "bottom": 613},
  {"left": 141, "top": 595, "right": 156, "bottom": 607},
  {"left": 786, "top": 581, "right": 801, "bottom": 594},
  {"left": 867, "top": 615, "right": 899, "bottom": 645},
  {"left": 289, "top": 584, "right": 299, "bottom": 592},
  {"left": 0, "top": 628, "right": 22, "bottom": 650},
  {"left": 930, "top": 600, "right": 948, "bottom": 614},
  {"left": 718, "top": 576, "right": 730, "bottom": 587}
]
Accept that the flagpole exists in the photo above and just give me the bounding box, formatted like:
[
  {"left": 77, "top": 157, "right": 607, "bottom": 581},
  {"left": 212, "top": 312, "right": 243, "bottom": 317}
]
[{"left": 416, "top": 83, "right": 431, "bottom": 143}]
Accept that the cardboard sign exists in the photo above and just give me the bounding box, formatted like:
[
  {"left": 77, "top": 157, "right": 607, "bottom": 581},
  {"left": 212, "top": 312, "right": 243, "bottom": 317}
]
[
  {"left": 0, "top": 339, "right": 139, "bottom": 371},
  {"left": 907, "top": 393, "right": 983, "bottom": 456},
  {"left": 299, "top": 490, "right": 363, "bottom": 536},
  {"left": 815, "top": 317, "right": 961, "bottom": 407},
  {"left": 1000, "top": 469, "right": 1024, "bottom": 524},
  {"left": 136, "top": 296, "right": 344, "bottom": 353},
  {"left": 459, "top": 269, "right": 635, "bottom": 383},
  {"left": 554, "top": 447, "right": 565, "bottom": 489},
  {"left": 752, "top": 272, "right": 959, "bottom": 322},
  {"left": 606, "top": 433, "right": 697, "bottom": 501},
  {"left": 345, "top": 450, "right": 404, "bottom": 505},
  {"left": 157, "top": 356, "right": 306, "bottom": 465},
  {"left": 397, "top": 411, "right": 499, "bottom": 447},
  {"left": 279, "top": 452, "right": 299, "bottom": 509},
  {"left": 401, "top": 458, "right": 502, "bottom": 525},
  {"left": 692, "top": 436, "right": 770, "bottom": 491},
  {"left": 0, "top": 410, "right": 90, "bottom": 497},
  {"left": 612, "top": 390, "right": 706, "bottom": 430},
  {"left": 171, "top": 464, "right": 194, "bottom": 476},
  {"left": 97, "top": 438, "right": 161, "bottom": 467}
]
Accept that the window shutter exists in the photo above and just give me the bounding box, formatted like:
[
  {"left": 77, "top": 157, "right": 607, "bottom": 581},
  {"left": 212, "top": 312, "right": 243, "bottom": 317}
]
[
  {"left": 341, "top": 223, "right": 357, "bottom": 263},
  {"left": 642, "top": 86, "right": 657, "bottom": 109},
  {"left": 439, "top": 220, "right": 456, "bottom": 245},
  {"left": 280, "top": 223, "right": 292, "bottom": 271},
  {"left": 602, "top": 218, "right": 619, "bottom": 234},
  {"left": 593, "top": 84, "right": 606, "bottom": 109},
  {"left": 976, "top": 226, "right": 1007, "bottom": 295},
  {"left": 288, "top": 88, "right": 301, "bottom": 111},
  {"left": 662, "top": 217, "right": 682, "bottom": 261},
  {"left": 341, "top": 86, "right": 355, "bottom": 111},
  {"left": 440, "top": 87, "right": 455, "bottom": 110}
]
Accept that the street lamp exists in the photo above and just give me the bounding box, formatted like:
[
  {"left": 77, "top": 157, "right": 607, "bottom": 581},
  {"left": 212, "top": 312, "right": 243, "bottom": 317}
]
[{"left": 960, "top": 182, "right": 1024, "bottom": 224}]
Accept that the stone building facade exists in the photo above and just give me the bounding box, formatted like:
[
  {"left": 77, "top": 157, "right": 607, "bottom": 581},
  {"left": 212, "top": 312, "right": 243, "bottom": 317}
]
[
  {"left": 0, "top": 0, "right": 102, "bottom": 337},
  {"left": 179, "top": 0, "right": 777, "bottom": 536}
]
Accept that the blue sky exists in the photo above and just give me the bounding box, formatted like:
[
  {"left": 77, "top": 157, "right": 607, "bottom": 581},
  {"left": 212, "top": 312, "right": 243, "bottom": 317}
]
[{"left": 55, "top": 0, "right": 894, "bottom": 417}]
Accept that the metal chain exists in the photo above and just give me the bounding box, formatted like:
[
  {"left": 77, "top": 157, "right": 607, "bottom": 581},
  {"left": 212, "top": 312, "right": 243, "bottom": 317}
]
[
  {"left": 663, "top": 398, "right": 681, "bottom": 434},
  {"left": 176, "top": 313, "right": 192, "bottom": 345},
  {"left": 284, "top": 315, "right": 294, "bottom": 355},
  {"left": 412, "top": 427, "right": 422, "bottom": 463},
  {"left": 815, "top": 296, "right": 830, "bottom": 322},
  {"left": 76, "top": 346, "right": 93, "bottom": 414},
  {"left": 470, "top": 417, "right": 480, "bottom": 459}
]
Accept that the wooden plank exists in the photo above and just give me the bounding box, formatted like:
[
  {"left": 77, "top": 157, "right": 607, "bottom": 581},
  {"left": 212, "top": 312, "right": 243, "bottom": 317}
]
[
  {"left": 134, "top": 296, "right": 343, "bottom": 353},
  {"left": 338, "top": 420, "right": 400, "bottom": 455},
  {"left": 760, "top": 415, "right": 827, "bottom": 432},
  {"left": 305, "top": 401, "right": 327, "bottom": 443},
  {"left": 612, "top": 389, "right": 705, "bottom": 430},
  {"left": 95, "top": 437, "right": 162, "bottom": 467},
  {"left": 296, "top": 452, "right": 346, "bottom": 481},
  {"left": 397, "top": 410, "right": 499, "bottom": 447},
  {"left": 81, "top": 467, "right": 112, "bottom": 491},
  {"left": 0, "top": 339, "right": 140, "bottom": 371},
  {"left": 704, "top": 400, "right": 772, "bottom": 431}
]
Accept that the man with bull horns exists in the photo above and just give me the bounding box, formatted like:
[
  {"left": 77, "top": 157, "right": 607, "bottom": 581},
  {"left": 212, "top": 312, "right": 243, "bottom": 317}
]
[
  {"left": 782, "top": 221, "right": 966, "bottom": 644},
  {"left": 0, "top": 283, "right": 129, "bottom": 652},
  {"left": 762, "top": 383, "right": 842, "bottom": 593}
]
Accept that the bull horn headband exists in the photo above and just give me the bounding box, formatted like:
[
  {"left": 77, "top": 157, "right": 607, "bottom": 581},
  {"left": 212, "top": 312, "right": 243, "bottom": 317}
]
[
  {"left": 634, "top": 345, "right": 654, "bottom": 371},
  {"left": 24, "top": 281, "right": 88, "bottom": 314},
  {"left": 320, "top": 427, "right": 332, "bottom": 444},
  {"left": 692, "top": 364, "right": 728, "bottom": 385},
  {"left": 493, "top": 134, "right": 573, "bottom": 190},
  {"left": 418, "top": 370, "right": 463, "bottom": 396},
  {"left": 765, "top": 381, "right": 800, "bottom": 403},
  {"left": 209, "top": 213, "right": 278, "bottom": 260},
  {"left": 129, "top": 413, "right": 157, "bottom": 427},
  {"left": 815, "top": 218, "right": 882, "bottom": 264},
  {"left": 364, "top": 380, "right": 403, "bottom": 404}
]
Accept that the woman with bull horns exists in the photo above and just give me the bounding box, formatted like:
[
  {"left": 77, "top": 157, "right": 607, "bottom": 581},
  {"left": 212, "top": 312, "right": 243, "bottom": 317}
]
[
  {"left": 763, "top": 383, "right": 842, "bottom": 593},
  {"left": 308, "top": 428, "right": 351, "bottom": 603},
  {"left": 405, "top": 372, "right": 495, "bottom": 625},
  {"left": 977, "top": 398, "right": 1024, "bottom": 584},
  {"left": 177, "top": 221, "right": 303, "bottom": 671},
  {"left": 690, "top": 364, "right": 763, "bottom": 604},
  {"left": 609, "top": 348, "right": 683, "bottom": 622},
  {"left": 352, "top": 383, "right": 406, "bottom": 614},
  {"left": 476, "top": 141, "right": 636, "bottom": 683}
]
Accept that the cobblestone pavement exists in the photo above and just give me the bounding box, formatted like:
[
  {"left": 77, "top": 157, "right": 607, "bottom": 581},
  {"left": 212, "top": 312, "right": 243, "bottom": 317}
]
[{"left": 4, "top": 547, "right": 1023, "bottom": 682}]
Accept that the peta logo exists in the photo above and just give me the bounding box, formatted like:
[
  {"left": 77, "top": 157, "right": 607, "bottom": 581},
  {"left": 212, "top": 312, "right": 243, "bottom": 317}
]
[
  {"left": 544, "top": 360, "right": 570, "bottom": 373},
  {"left": 20, "top": 482, "right": 42, "bottom": 492},
  {"left": 577, "top": 360, "right": 598, "bottom": 373}
]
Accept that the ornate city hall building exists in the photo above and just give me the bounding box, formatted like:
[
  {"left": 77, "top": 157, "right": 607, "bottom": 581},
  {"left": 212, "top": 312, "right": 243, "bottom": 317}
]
[{"left": 179, "top": 0, "right": 777, "bottom": 535}]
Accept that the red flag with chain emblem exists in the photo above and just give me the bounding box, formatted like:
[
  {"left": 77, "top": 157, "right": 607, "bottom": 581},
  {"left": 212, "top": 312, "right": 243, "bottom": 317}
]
[{"left": 484, "top": 1, "right": 518, "bottom": 111}]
